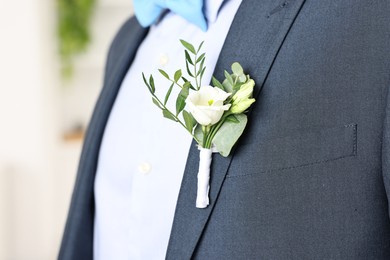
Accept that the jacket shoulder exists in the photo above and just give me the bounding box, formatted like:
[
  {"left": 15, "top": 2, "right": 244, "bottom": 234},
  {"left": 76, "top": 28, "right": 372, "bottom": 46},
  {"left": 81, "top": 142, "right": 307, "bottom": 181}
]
[{"left": 104, "top": 16, "right": 148, "bottom": 79}]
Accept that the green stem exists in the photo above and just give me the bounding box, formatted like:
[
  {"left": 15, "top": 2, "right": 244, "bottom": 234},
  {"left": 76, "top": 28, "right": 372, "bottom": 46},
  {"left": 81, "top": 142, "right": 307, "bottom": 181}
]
[
  {"left": 204, "top": 112, "right": 232, "bottom": 148},
  {"left": 169, "top": 78, "right": 183, "bottom": 89},
  {"left": 202, "top": 125, "right": 210, "bottom": 148}
]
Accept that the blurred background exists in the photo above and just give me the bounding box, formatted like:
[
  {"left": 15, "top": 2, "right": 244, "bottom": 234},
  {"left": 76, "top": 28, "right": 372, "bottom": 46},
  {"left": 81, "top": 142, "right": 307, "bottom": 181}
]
[{"left": 0, "top": 0, "right": 134, "bottom": 259}]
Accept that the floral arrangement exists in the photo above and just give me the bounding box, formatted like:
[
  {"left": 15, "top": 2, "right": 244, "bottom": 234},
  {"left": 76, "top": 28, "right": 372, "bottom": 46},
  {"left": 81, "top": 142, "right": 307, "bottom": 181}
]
[{"left": 142, "top": 40, "right": 256, "bottom": 208}]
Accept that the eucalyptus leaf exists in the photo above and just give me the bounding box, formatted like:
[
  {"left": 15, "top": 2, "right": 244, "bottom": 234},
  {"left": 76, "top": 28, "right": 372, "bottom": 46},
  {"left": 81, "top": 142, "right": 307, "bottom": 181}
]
[
  {"left": 213, "top": 114, "right": 248, "bottom": 157},
  {"left": 174, "top": 69, "right": 182, "bottom": 82},
  {"left": 231, "top": 62, "right": 244, "bottom": 76},
  {"left": 164, "top": 83, "right": 174, "bottom": 105},
  {"left": 163, "top": 109, "right": 177, "bottom": 121},
  {"left": 180, "top": 39, "right": 196, "bottom": 54},
  {"left": 222, "top": 78, "right": 233, "bottom": 93},
  {"left": 194, "top": 124, "right": 204, "bottom": 147},
  {"left": 159, "top": 69, "right": 170, "bottom": 80},
  {"left": 239, "top": 74, "right": 247, "bottom": 82},
  {"left": 225, "top": 114, "right": 240, "bottom": 123}
]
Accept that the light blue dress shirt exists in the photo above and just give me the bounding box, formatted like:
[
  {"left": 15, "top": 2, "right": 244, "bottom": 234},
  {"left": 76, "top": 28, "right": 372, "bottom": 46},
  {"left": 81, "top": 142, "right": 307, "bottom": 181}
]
[{"left": 94, "top": 0, "right": 242, "bottom": 259}]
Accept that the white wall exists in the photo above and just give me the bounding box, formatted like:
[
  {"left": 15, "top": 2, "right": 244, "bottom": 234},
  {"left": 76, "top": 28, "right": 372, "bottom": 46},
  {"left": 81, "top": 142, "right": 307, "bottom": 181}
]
[
  {"left": 0, "top": 0, "right": 59, "bottom": 258},
  {"left": 0, "top": 0, "right": 133, "bottom": 259}
]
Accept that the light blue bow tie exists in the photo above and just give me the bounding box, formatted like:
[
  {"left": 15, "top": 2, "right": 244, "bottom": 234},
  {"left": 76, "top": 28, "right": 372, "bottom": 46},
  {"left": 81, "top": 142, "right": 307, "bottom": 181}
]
[{"left": 133, "top": 0, "right": 207, "bottom": 31}]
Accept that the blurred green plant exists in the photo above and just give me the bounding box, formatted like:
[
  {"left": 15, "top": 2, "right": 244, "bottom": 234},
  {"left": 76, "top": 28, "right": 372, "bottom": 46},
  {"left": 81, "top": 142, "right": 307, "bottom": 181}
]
[{"left": 57, "top": 0, "right": 96, "bottom": 78}]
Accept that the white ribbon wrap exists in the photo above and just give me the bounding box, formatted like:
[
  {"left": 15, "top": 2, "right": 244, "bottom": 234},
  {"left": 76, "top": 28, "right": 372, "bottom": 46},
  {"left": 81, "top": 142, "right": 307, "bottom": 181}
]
[{"left": 196, "top": 147, "right": 214, "bottom": 208}]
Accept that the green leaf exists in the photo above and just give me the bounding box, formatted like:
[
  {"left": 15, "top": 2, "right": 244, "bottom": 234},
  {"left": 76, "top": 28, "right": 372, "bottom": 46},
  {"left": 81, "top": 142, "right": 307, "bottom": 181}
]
[
  {"left": 239, "top": 74, "right": 247, "bottom": 83},
  {"left": 176, "top": 83, "right": 190, "bottom": 115},
  {"left": 199, "top": 56, "right": 205, "bottom": 69},
  {"left": 174, "top": 69, "right": 182, "bottom": 82},
  {"left": 194, "top": 124, "right": 204, "bottom": 147},
  {"left": 183, "top": 80, "right": 196, "bottom": 91},
  {"left": 200, "top": 67, "right": 206, "bottom": 79},
  {"left": 233, "top": 82, "right": 244, "bottom": 91},
  {"left": 197, "top": 57, "right": 206, "bottom": 77},
  {"left": 222, "top": 79, "right": 233, "bottom": 93},
  {"left": 196, "top": 53, "right": 205, "bottom": 63},
  {"left": 176, "top": 95, "right": 186, "bottom": 116},
  {"left": 142, "top": 73, "right": 152, "bottom": 93},
  {"left": 184, "top": 50, "right": 194, "bottom": 65},
  {"left": 225, "top": 114, "right": 240, "bottom": 123},
  {"left": 183, "top": 110, "right": 196, "bottom": 132},
  {"left": 152, "top": 97, "right": 163, "bottom": 109},
  {"left": 181, "top": 82, "right": 190, "bottom": 98},
  {"left": 213, "top": 114, "right": 248, "bottom": 157},
  {"left": 231, "top": 62, "right": 244, "bottom": 76},
  {"left": 197, "top": 41, "right": 204, "bottom": 53},
  {"left": 186, "top": 61, "right": 194, "bottom": 77},
  {"left": 180, "top": 39, "right": 196, "bottom": 54},
  {"left": 163, "top": 109, "right": 177, "bottom": 121},
  {"left": 224, "top": 70, "right": 234, "bottom": 86},
  {"left": 182, "top": 76, "right": 189, "bottom": 82},
  {"left": 158, "top": 69, "right": 170, "bottom": 80},
  {"left": 164, "top": 83, "right": 174, "bottom": 105},
  {"left": 212, "top": 76, "right": 225, "bottom": 91},
  {"left": 182, "top": 77, "right": 195, "bottom": 90},
  {"left": 149, "top": 75, "right": 155, "bottom": 93}
]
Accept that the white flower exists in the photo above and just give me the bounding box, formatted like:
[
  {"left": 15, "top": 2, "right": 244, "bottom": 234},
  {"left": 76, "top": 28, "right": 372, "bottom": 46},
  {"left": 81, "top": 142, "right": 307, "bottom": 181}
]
[{"left": 186, "top": 86, "right": 231, "bottom": 126}]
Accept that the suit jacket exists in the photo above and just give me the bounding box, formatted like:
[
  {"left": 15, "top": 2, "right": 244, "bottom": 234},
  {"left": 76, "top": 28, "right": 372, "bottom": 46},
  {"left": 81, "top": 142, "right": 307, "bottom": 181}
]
[{"left": 59, "top": 0, "right": 390, "bottom": 259}]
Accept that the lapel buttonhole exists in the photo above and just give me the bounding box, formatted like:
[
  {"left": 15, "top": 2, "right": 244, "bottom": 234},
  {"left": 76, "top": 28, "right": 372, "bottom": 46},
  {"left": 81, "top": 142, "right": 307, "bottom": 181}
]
[{"left": 267, "top": 1, "right": 290, "bottom": 18}]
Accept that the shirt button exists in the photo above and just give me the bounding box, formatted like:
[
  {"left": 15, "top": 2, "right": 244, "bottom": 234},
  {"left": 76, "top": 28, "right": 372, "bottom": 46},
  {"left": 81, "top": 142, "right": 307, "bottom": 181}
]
[
  {"left": 138, "top": 162, "right": 152, "bottom": 174},
  {"left": 159, "top": 53, "right": 169, "bottom": 66}
]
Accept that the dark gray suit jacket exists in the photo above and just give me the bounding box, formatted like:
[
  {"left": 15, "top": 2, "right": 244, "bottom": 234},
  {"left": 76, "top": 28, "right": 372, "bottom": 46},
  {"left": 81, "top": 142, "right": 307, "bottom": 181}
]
[{"left": 59, "top": 0, "right": 390, "bottom": 259}]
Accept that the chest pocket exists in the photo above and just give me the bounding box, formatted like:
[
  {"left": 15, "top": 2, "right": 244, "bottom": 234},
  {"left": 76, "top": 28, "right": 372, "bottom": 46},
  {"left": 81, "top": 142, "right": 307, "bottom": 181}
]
[{"left": 227, "top": 124, "right": 357, "bottom": 178}]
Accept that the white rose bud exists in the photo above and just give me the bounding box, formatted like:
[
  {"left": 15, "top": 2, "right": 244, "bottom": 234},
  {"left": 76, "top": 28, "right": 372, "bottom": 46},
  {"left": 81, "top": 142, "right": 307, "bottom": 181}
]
[
  {"left": 186, "top": 85, "right": 231, "bottom": 126},
  {"left": 230, "top": 79, "right": 256, "bottom": 114}
]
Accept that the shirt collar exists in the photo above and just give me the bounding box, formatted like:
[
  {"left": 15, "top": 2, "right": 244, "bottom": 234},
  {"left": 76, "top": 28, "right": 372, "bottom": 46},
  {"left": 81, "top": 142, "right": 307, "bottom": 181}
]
[
  {"left": 154, "top": 0, "right": 227, "bottom": 29},
  {"left": 204, "top": 0, "right": 226, "bottom": 24}
]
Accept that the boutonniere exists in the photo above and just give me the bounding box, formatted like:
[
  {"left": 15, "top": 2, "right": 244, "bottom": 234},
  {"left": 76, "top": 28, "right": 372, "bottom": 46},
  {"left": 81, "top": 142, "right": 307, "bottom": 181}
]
[{"left": 142, "top": 40, "right": 256, "bottom": 208}]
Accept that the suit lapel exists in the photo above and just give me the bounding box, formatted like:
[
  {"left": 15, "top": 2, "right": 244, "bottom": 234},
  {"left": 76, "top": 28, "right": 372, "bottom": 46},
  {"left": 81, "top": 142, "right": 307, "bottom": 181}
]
[{"left": 166, "top": 0, "right": 306, "bottom": 259}]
